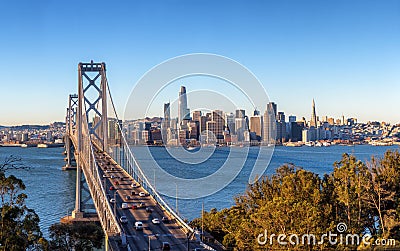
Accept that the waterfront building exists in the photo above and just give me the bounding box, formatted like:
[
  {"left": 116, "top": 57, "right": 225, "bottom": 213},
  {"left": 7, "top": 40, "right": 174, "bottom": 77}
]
[
  {"left": 302, "top": 127, "right": 317, "bottom": 142},
  {"left": 250, "top": 115, "right": 262, "bottom": 141},
  {"left": 141, "top": 130, "right": 149, "bottom": 144}
]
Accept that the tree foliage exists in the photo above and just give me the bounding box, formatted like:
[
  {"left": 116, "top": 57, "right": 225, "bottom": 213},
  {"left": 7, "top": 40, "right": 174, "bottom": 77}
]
[
  {"left": 48, "top": 222, "right": 104, "bottom": 251},
  {"left": 0, "top": 156, "right": 47, "bottom": 251},
  {"left": 191, "top": 150, "right": 400, "bottom": 250}
]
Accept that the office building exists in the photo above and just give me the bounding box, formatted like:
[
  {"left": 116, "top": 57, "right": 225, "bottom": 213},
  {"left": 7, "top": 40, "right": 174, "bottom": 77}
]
[
  {"left": 263, "top": 102, "right": 277, "bottom": 144},
  {"left": 178, "top": 86, "right": 190, "bottom": 125},
  {"left": 250, "top": 115, "right": 262, "bottom": 141}
]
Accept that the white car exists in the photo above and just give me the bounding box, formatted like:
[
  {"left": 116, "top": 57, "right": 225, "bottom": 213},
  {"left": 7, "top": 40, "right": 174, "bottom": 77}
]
[
  {"left": 120, "top": 216, "right": 128, "bottom": 224},
  {"left": 102, "top": 174, "right": 107, "bottom": 178},
  {"left": 131, "top": 183, "right": 140, "bottom": 188},
  {"left": 135, "top": 221, "right": 143, "bottom": 230},
  {"left": 121, "top": 202, "right": 129, "bottom": 209},
  {"left": 110, "top": 198, "right": 116, "bottom": 203},
  {"left": 110, "top": 175, "right": 116, "bottom": 179},
  {"left": 139, "top": 192, "right": 147, "bottom": 197},
  {"left": 151, "top": 218, "right": 160, "bottom": 224}
]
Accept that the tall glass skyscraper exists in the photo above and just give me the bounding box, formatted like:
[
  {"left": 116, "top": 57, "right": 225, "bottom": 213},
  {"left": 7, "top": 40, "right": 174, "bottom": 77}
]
[{"left": 178, "top": 86, "right": 190, "bottom": 125}]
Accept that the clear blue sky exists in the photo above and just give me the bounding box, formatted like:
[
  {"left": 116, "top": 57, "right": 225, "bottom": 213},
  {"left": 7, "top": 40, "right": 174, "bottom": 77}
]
[{"left": 1, "top": 0, "right": 399, "bottom": 125}]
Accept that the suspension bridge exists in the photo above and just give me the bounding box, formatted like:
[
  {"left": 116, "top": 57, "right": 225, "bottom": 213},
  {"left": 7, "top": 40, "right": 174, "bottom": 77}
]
[{"left": 63, "top": 61, "right": 214, "bottom": 251}]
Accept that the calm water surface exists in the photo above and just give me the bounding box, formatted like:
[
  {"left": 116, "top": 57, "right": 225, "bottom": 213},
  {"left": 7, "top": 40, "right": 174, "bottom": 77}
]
[{"left": 0, "top": 145, "right": 398, "bottom": 236}]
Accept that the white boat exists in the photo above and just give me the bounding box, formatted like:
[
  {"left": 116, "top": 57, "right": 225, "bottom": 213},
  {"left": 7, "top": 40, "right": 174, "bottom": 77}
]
[
  {"left": 305, "top": 142, "right": 314, "bottom": 147},
  {"left": 37, "top": 143, "right": 48, "bottom": 148},
  {"left": 21, "top": 144, "right": 28, "bottom": 148}
]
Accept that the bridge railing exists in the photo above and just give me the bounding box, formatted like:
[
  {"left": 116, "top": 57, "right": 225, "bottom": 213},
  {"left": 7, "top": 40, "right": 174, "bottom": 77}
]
[
  {"left": 111, "top": 137, "right": 194, "bottom": 234},
  {"left": 105, "top": 83, "right": 194, "bottom": 234},
  {"left": 76, "top": 106, "right": 122, "bottom": 237}
]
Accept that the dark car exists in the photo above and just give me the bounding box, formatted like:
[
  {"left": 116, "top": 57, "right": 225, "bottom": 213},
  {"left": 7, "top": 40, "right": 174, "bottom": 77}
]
[{"left": 162, "top": 242, "right": 171, "bottom": 250}]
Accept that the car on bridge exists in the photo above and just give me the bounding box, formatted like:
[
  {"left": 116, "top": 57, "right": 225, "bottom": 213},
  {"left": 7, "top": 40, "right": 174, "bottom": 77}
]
[
  {"left": 162, "top": 242, "right": 171, "bottom": 250},
  {"left": 151, "top": 218, "right": 160, "bottom": 224},
  {"left": 139, "top": 192, "right": 149, "bottom": 197},
  {"left": 131, "top": 183, "right": 140, "bottom": 188},
  {"left": 134, "top": 221, "right": 143, "bottom": 230},
  {"left": 122, "top": 203, "right": 129, "bottom": 209},
  {"left": 120, "top": 216, "right": 128, "bottom": 224}
]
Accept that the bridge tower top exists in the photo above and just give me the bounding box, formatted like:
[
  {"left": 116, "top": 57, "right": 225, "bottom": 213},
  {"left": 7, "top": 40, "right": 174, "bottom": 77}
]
[{"left": 77, "top": 61, "right": 108, "bottom": 151}]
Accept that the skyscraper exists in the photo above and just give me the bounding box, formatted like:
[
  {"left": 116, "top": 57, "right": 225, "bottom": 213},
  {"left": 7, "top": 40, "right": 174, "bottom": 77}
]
[
  {"left": 249, "top": 115, "right": 262, "bottom": 141},
  {"left": 225, "top": 113, "right": 235, "bottom": 135},
  {"left": 163, "top": 103, "right": 170, "bottom": 128},
  {"left": 235, "top": 109, "right": 245, "bottom": 119},
  {"left": 263, "top": 102, "right": 277, "bottom": 144},
  {"left": 212, "top": 110, "right": 225, "bottom": 143},
  {"left": 192, "top": 111, "right": 202, "bottom": 122},
  {"left": 162, "top": 102, "right": 171, "bottom": 143},
  {"left": 310, "top": 99, "right": 317, "bottom": 128},
  {"left": 276, "top": 112, "right": 286, "bottom": 143},
  {"left": 178, "top": 86, "right": 190, "bottom": 125}
]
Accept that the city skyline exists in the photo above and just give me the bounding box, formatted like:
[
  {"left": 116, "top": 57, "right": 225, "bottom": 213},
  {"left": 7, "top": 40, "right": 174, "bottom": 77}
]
[{"left": 1, "top": 1, "right": 399, "bottom": 125}]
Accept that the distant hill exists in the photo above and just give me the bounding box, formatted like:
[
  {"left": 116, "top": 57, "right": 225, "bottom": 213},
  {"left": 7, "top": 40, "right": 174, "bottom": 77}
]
[
  {"left": 0, "top": 125, "right": 50, "bottom": 130},
  {"left": 10, "top": 125, "right": 50, "bottom": 130}
]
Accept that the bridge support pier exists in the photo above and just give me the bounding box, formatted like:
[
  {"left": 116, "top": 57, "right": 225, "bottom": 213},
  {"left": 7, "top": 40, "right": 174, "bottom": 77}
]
[{"left": 62, "top": 136, "right": 76, "bottom": 170}]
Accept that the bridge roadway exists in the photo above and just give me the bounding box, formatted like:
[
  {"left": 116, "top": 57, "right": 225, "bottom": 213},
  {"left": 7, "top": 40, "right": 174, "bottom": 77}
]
[{"left": 93, "top": 148, "right": 203, "bottom": 251}]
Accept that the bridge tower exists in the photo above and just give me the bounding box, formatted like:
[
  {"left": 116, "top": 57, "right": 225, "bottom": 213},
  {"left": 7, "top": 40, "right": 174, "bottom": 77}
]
[
  {"left": 72, "top": 61, "right": 109, "bottom": 218},
  {"left": 63, "top": 94, "right": 78, "bottom": 170}
]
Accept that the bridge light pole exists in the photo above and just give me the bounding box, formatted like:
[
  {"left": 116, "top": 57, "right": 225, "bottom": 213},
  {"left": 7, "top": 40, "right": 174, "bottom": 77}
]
[
  {"left": 175, "top": 182, "right": 178, "bottom": 215},
  {"left": 113, "top": 191, "right": 117, "bottom": 218},
  {"left": 148, "top": 234, "right": 156, "bottom": 251}
]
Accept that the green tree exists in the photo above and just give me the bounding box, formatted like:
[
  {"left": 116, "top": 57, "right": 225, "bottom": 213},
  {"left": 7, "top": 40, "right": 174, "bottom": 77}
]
[
  {"left": 330, "top": 153, "right": 372, "bottom": 236},
  {"left": 366, "top": 150, "right": 400, "bottom": 240},
  {"left": 191, "top": 151, "right": 400, "bottom": 250},
  {"left": 0, "top": 155, "right": 47, "bottom": 251},
  {"left": 49, "top": 222, "right": 104, "bottom": 250}
]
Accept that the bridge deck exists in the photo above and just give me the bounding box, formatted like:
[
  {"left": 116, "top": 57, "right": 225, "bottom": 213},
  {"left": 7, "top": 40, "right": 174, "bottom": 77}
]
[{"left": 93, "top": 147, "right": 203, "bottom": 251}]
